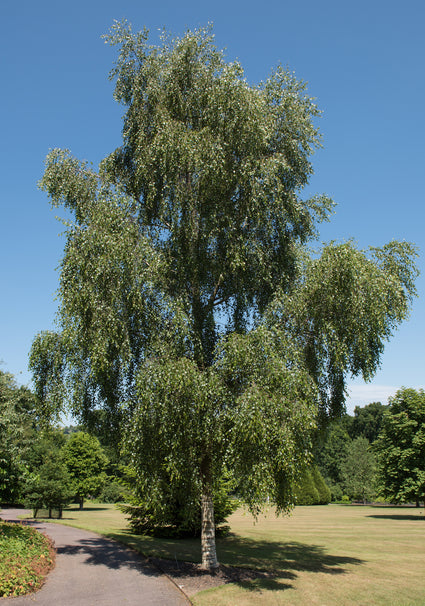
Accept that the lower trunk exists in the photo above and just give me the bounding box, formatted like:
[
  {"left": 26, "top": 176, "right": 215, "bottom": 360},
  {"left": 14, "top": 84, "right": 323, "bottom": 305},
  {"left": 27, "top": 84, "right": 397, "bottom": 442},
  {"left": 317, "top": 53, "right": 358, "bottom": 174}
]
[
  {"left": 201, "top": 490, "right": 219, "bottom": 570},
  {"left": 79, "top": 497, "right": 84, "bottom": 510}
]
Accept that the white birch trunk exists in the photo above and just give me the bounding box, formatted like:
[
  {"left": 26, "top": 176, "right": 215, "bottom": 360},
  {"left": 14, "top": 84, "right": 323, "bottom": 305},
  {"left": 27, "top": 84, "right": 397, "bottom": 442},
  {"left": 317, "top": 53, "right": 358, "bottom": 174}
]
[{"left": 201, "top": 490, "right": 219, "bottom": 570}]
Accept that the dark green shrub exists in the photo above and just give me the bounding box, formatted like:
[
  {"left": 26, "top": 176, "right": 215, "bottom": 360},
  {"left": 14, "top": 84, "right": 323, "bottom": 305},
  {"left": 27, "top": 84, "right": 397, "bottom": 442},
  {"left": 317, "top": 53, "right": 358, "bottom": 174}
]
[
  {"left": 98, "top": 479, "right": 128, "bottom": 503},
  {"left": 121, "top": 469, "right": 238, "bottom": 537},
  {"left": 311, "top": 466, "right": 332, "bottom": 504},
  {"left": 294, "top": 466, "right": 331, "bottom": 505},
  {"left": 295, "top": 468, "right": 320, "bottom": 505}
]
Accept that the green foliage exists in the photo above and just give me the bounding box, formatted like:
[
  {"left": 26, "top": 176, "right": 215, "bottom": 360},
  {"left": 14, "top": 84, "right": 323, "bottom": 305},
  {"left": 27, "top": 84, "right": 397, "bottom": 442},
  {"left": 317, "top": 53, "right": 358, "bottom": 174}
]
[
  {"left": 375, "top": 388, "right": 425, "bottom": 504},
  {"left": 121, "top": 470, "right": 237, "bottom": 537},
  {"left": 315, "top": 421, "right": 351, "bottom": 491},
  {"left": 349, "top": 402, "right": 388, "bottom": 442},
  {"left": 0, "top": 522, "right": 54, "bottom": 597},
  {"left": 61, "top": 431, "right": 109, "bottom": 508},
  {"left": 128, "top": 328, "right": 318, "bottom": 521},
  {"left": 97, "top": 478, "right": 129, "bottom": 503},
  {"left": 23, "top": 460, "right": 73, "bottom": 518},
  {"left": 341, "top": 436, "right": 377, "bottom": 503},
  {"left": 28, "top": 331, "right": 67, "bottom": 425},
  {"left": 268, "top": 240, "right": 418, "bottom": 418},
  {"left": 311, "top": 465, "right": 332, "bottom": 504},
  {"left": 295, "top": 468, "right": 320, "bottom": 505},
  {"left": 294, "top": 465, "right": 330, "bottom": 505},
  {"left": 0, "top": 371, "right": 38, "bottom": 504},
  {"left": 24, "top": 428, "right": 66, "bottom": 474}
]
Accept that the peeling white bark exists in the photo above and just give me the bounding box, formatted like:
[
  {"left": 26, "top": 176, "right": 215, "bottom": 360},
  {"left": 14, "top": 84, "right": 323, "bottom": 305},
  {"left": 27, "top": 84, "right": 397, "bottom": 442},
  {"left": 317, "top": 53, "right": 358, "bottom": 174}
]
[{"left": 201, "top": 490, "right": 219, "bottom": 570}]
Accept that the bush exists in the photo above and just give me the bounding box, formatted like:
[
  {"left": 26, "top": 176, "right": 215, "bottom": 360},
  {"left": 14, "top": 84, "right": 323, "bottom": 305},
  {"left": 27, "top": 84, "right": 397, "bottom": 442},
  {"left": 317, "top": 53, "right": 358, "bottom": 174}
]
[
  {"left": 311, "top": 466, "right": 332, "bottom": 504},
  {"left": 295, "top": 466, "right": 331, "bottom": 505},
  {"left": 98, "top": 479, "right": 128, "bottom": 504},
  {"left": 121, "top": 470, "right": 238, "bottom": 537},
  {"left": 0, "top": 522, "right": 55, "bottom": 597},
  {"left": 295, "top": 469, "right": 320, "bottom": 505}
]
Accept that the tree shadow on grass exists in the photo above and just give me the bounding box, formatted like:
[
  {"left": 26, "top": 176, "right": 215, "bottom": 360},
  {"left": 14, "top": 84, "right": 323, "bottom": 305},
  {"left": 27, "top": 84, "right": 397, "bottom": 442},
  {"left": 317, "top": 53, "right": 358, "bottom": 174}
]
[
  {"left": 367, "top": 514, "right": 424, "bottom": 521},
  {"left": 147, "top": 535, "right": 364, "bottom": 596},
  {"left": 217, "top": 534, "right": 364, "bottom": 576},
  {"left": 214, "top": 536, "right": 364, "bottom": 594},
  {"left": 64, "top": 506, "right": 111, "bottom": 512}
]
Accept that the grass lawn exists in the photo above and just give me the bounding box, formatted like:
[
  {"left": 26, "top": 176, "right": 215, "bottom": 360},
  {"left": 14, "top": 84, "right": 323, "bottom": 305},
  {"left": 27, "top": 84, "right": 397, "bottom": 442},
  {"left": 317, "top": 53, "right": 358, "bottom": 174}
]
[{"left": 39, "top": 502, "right": 425, "bottom": 605}]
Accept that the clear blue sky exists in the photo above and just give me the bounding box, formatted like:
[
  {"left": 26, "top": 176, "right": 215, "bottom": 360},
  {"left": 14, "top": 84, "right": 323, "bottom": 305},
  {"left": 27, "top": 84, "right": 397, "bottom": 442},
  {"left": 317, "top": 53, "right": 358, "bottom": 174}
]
[{"left": 2, "top": 0, "right": 424, "bottom": 413}]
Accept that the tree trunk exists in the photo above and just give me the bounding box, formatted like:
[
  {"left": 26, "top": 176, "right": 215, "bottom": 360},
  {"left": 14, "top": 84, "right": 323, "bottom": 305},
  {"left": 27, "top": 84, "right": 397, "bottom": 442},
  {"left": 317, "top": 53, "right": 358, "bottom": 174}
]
[
  {"left": 201, "top": 489, "right": 219, "bottom": 571},
  {"left": 79, "top": 497, "right": 84, "bottom": 510}
]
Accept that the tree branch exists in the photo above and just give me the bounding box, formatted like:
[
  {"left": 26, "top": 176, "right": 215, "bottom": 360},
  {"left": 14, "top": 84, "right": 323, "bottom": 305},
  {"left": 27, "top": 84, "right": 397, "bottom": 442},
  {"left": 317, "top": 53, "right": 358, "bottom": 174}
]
[{"left": 207, "top": 273, "right": 224, "bottom": 310}]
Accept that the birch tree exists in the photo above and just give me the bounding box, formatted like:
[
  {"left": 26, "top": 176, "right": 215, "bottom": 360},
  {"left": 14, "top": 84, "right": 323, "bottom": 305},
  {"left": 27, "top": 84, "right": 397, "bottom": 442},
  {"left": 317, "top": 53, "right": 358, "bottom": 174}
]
[{"left": 30, "top": 22, "right": 418, "bottom": 569}]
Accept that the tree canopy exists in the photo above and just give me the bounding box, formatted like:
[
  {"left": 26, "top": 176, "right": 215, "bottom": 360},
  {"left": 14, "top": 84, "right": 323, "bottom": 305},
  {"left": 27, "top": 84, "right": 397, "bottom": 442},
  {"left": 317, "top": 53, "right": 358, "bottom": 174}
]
[
  {"left": 341, "top": 436, "right": 377, "bottom": 504},
  {"left": 349, "top": 402, "right": 388, "bottom": 443},
  {"left": 375, "top": 388, "right": 425, "bottom": 505},
  {"left": 30, "top": 22, "right": 418, "bottom": 569},
  {"left": 0, "top": 370, "right": 38, "bottom": 504},
  {"left": 61, "top": 431, "right": 108, "bottom": 509}
]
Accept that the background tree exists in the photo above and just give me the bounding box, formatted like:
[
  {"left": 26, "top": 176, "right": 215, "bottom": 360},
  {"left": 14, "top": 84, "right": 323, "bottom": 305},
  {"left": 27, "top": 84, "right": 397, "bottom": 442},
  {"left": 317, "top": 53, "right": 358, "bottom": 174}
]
[
  {"left": 294, "top": 465, "right": 331, "bottom": 505},
  {"left": 0, "top": 370, "right": 38, "bottom": 504},
  {"left": 311, "top": 465, "right": 332, "bottom": 504},
  {"left": 24, "top": 428, "right": 66, "bottom": 474},
  {"left": 341, "top": 436, "right": 377, "bottom": 503},
  {"left": 30, "top": 23, "right": 418, "bottom": 569},
  {"left": 294, "top": 468, "right": 320, "bottom": 505},
  {"left": 61, "top": 432, "right": 108, "bottom": 509},
  {"left": 24, "top": 460, "right": 73, "bottom": 518},
  {"left": 375, "top": 388, "right": 425, "bottom": 506},
  {"left": 315, "top": 421, "right": 352, "bottom": 500},
  {"left": 348, "top": 402, "right": 388, "bottom": 442}
]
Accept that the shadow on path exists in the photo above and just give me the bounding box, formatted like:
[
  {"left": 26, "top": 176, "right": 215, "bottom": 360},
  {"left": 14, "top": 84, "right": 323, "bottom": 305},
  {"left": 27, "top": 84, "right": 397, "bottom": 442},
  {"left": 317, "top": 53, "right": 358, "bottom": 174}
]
[
  {"left": 0, "top": 508, "right": 189, "bottom": 605},
  {"left": 56, "top": 536, "right": 161, "bottom": 575}
]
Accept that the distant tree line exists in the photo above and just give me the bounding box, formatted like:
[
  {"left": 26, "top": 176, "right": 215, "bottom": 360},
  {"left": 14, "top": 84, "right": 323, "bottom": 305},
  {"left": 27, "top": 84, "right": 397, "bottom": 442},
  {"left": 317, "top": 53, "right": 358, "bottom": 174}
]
[
  {"left": 2, "top": 369, "right": 424, "bottom": 524},
  {"left": 0, "top": 370, "right": 126, "bottom": 516},
  {"left": 315, "top": 392, "right": 425, "bottom": 507},
  {"left": 314, "top": 401, "right": 385, "bottom": 503}
]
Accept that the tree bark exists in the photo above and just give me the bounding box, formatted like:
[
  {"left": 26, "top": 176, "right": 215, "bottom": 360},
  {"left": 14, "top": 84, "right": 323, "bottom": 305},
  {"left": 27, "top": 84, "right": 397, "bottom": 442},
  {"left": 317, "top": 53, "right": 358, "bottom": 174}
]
[{"left": 201, "top": 489, "right": 219, "bottom": 571}]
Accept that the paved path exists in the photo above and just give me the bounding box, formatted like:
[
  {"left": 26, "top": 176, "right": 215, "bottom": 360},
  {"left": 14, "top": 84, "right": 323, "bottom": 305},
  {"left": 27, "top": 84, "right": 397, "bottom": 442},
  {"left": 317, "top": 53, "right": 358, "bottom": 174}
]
[{"left": 1, "top": 509, "right": 190, "bottom": 605}]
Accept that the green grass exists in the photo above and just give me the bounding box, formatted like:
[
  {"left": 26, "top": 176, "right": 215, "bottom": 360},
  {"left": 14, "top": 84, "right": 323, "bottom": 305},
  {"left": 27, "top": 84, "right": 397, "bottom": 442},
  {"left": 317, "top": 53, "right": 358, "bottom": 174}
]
[
  {"left": 0, "top": 521, "right": 55, "bottom": 597},
  {"left": 32, "top": 502, "right": 425, "bottom": 605}
]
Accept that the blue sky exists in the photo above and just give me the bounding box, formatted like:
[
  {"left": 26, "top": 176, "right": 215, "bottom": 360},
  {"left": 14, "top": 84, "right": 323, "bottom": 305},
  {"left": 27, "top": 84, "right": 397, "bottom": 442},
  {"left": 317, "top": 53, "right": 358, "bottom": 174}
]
[{"left": 1, "top": 0, "right": 424, "bottom": 414}]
